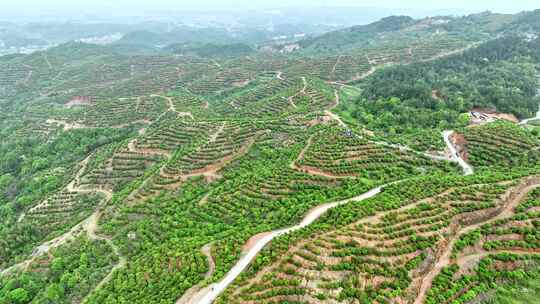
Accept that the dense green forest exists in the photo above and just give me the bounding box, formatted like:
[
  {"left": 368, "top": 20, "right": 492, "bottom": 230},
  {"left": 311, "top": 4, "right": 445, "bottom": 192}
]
[
  {"left": 353, "top": 36, "right": 539, "bottom": 121},
  {"left": 334, "top": 35, "right": 540, "bottom": 150}
]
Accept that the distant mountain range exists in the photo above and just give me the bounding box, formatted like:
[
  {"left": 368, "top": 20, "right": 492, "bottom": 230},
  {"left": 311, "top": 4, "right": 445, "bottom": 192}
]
[
  {"left": 0, "top": 6, "right": 484, "bottom": 26},
  {"left": 1, "top": 8, "right": 539, "bottom": 57}
]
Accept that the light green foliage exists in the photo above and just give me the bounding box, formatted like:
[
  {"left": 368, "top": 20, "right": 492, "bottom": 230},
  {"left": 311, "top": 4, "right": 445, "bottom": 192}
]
[{"left": 0, "top": 10, "right": 540, "bottom": 304}]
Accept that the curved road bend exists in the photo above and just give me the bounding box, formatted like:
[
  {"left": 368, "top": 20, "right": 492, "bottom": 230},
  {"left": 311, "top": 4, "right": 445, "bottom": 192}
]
[{"left": 192, "top": 186, "right": 383, "bottom": 304}]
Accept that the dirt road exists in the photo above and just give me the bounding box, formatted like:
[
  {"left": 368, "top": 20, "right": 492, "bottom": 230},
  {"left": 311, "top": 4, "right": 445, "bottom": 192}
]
[
  {"left": 443, "top": 130, "right": 474, "bottom": 176},
  {"left": 182, "top": 185, "right": 385, "bottom": 304},
  {"left": 413, "top": 178, "right": 540, "bottom": 304}
]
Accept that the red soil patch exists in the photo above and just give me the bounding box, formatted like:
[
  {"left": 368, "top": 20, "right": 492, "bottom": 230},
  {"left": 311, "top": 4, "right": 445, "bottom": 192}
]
[
  {"left": 307, "top": 115, "right": 332, "bottom": 127},
  {"left": 243, "top": 232, "right": 272, "bottom": 252},
  {"left": 451, "top": 132, "right": 469, "bottom": 161},
  {"left": 431, "top": 90, "right": 442, "bottom": 101},
  {"left": 493, "top": 113, "right": 519, "bottom": 123},
  {"left": 231, "top": 80, "right": 250, "bottom": 87},
  {"left": 471, "top": 108, "right": 519, "bottom": 123}
]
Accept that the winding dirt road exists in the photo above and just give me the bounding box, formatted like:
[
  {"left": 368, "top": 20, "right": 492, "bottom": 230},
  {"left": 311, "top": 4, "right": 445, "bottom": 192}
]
[
  {"left": 46, "top": 119, "right": 89, "bottom": 131},
  {"left": 151, "top": 94, "right": 194, "bottom": 119},
  {"left": 325, "top": 43, "right": 479, "bottom": 86},
  {"left": 176, "top": 124, "right": 476, "bottom": 304},
  {"left": 307, "top": 109, "right": 454, "bottom": 167},
  {"left": 331, "top": 55, "right": 342, "bottom": 75},
  {"left": 2, "top": 154, "right": 122, "bottom": 285},
  {"left": 519, "top": 105, "right": 540, "bottom": 125},
  {"left": 46, "top": 118, "right": 152, "bottom": 131},
  {"left": 176, "top": 244, "right": 216, "bottom": 304},
  {"left": 184, "top": 186, "right": 385, "bottom": 304},
  {"left": 413, "top": 177, "right": 540, "bottom": 304},
  {"left": 322, "top": 92, "right": 455, "bottom": 164},
  {"left": 324, "top": 90, "right": 347, "bottom": 127},
  {"left": 289, "top": 134, "right": 357, "bottom": 179},
  {"left": 285, "top": 77, "right": 308, "bottom": 109},
  {"left": 81, "top": 211, "right": 127, "bottom": 304}
]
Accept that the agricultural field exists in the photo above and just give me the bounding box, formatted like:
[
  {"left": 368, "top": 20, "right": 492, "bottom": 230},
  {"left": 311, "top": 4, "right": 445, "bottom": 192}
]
[
  {"left": 294, "top": 127, "right": 456, "bottom": 180},
  {"left": 1, "top": 9, "right": 540, "bottom": 304},
  {"left": 217, "top": 172, "right": 540, "bottom": 304},
  {"left": 458, "top": 121, "right": 540, "bottom": 168}
]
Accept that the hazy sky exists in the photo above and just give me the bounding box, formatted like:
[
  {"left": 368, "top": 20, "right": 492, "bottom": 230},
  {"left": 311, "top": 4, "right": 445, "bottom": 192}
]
[{"left": 3, "top": 0, "right": 539, "bottom": 15}]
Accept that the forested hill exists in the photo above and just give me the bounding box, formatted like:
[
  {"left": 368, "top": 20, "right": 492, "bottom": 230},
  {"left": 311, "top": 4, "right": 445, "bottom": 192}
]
[
  {"left": 509, "top": 9, "right": 540, "bottom": 32},
  {"left": 355, "top": 35, "right": 540, "bottom": 121},
  {"left": 334, "top": 34, "right": 540, "bottom": 152},
  {"left": 349, "top": 15, "right": 416, "bottom": 33},
  {"left": 295, "top": 10, "right": 540, "bottom": 56},
  {"left": 296, "top": 12, "right": 506, "bottom": 53},
  {"left": 0, "top": 9, "right": 540, "bottom": 304}
]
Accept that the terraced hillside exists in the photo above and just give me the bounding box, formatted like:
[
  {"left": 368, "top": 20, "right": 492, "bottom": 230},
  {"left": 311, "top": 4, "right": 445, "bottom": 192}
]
[
  {"left": 293, "top": 127, "right": 453, "bottom": 180},
  {"left": 1, "top": 10, "right": 540, "bottom": 304},
  {"left": 0, "top": 72, "right": 464, "bottom": 303},
  {"left": 459, "top": 121, "right": 540, "bottom": 168},
  {"left": 218, "top": 173, "right": 540, "bottom": 304}
]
